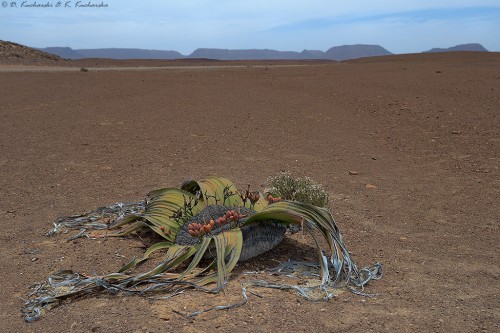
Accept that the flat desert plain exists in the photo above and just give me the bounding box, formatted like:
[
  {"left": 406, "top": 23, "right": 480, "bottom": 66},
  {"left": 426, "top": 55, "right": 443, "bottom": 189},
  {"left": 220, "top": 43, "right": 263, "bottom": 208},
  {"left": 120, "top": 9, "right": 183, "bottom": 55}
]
[{"left": 0, "top": 52, "right": 499, "bottom": 332}]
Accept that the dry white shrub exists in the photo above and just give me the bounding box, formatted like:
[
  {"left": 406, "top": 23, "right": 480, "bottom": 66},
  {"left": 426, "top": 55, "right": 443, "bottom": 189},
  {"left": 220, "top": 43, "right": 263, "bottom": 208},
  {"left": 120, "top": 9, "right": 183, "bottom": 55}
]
[{"left": 266, "top": 171, "right": 329, "bottom": 208}]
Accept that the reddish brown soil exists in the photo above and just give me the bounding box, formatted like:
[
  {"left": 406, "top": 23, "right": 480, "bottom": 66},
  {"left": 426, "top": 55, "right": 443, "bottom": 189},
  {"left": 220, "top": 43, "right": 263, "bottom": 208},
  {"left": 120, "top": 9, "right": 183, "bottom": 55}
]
[{"left": 0, "top": 52, "right": 499, "bottom": 333}]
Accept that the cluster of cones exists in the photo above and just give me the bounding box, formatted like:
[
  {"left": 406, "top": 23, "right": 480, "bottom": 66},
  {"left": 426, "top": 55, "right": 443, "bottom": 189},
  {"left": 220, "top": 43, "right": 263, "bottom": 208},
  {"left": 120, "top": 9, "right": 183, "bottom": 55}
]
[
  {"left": 267, "top": 194, "right": 282, "bottom": 204},
  {"left": 188, "top": 210, "right": 245, "bottom": 238},
  {"left": 187, "top": 221, "right": 214, "bottom": 237}
]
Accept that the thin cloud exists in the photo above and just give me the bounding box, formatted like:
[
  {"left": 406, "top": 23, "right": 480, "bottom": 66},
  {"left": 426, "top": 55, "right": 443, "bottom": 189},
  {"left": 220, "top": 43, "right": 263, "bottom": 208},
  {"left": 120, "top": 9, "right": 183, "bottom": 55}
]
[{"left": 267, "top": 6, "right": 500, "bottom": 32}]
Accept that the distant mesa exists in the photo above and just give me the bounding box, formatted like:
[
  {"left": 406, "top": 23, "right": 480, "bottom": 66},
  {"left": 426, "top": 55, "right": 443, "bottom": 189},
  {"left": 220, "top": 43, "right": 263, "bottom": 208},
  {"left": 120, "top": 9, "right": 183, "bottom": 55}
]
[
  {"left": 32, "top": 43, "right": 491, "bottom": 61},
  {"left": 300, "top": 49, "right": 327, "bottom": 59},
  {"left": 424, "top": 43, "right": 488, "bottom": 53},
  {"left": 188, "top": 48, "right": 303, "bottom": 60},
  {"left": 34, "top": 44, "right": 394, "bottom": 61},
  {"left": 187, "top": 45, "right": 392, "bottom": 61},
  {"left": 0, "top": 40, "right": 491, "bottom": 63},
  {"left": 41, "top": 47, "right": 82, "bottom": 59},
  {"left": 37, "top": 47, "right": 184, "bottom": 60},
  {"left": 324, "top": 44, "right": 392, "bottom": 61}
]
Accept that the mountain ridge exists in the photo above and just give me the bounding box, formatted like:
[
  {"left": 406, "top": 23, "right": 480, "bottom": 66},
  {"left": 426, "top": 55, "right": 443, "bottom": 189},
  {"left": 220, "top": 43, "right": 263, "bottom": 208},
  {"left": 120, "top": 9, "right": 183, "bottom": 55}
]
[
  {"left": 20, "top": 42, "right": 491, "bottom": 61},
  {"left": 424, "top": 43, "right": 488, "bottom": 53}
]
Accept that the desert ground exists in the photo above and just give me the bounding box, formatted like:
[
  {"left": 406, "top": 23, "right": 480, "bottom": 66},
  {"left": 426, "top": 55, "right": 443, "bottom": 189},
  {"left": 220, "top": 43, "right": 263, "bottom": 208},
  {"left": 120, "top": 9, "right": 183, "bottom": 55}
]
[{"left": 0, "top": 52, "right": 499, "bottom": 332}]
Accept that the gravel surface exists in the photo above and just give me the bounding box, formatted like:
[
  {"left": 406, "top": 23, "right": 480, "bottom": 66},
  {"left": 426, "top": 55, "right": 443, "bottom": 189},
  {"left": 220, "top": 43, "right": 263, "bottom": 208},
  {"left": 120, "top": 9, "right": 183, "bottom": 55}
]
[{"left": 1, "top": 51, "right": 498, "bottom": 332}]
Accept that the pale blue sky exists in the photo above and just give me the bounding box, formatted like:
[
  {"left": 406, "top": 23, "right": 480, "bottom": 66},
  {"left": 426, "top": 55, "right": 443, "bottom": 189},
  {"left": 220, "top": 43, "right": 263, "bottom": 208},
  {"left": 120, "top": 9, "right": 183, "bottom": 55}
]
[{"left": 1, "top": 0, "right": 499, "bottom": 54}]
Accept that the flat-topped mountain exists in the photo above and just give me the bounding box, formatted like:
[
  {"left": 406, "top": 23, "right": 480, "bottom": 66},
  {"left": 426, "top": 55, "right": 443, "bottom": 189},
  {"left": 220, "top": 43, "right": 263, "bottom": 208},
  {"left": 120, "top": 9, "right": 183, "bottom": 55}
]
[
  {"left": 425, "top": 43, "right": 488, "bottom": 53},
  {"left": 41, "top": 47, "right": 83, "bottom": 59},
  {"left": 188, "top": 48, "right": 303, "bottom": 60},
  {"left": 37, "top": 47, "right": 183, "bottom": 60},
  {"left": 325, "top": 44, "right": 392, "bottom": 61},
  {"left": 189, "top": 44, "right": 392, "bottom": 60}
]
